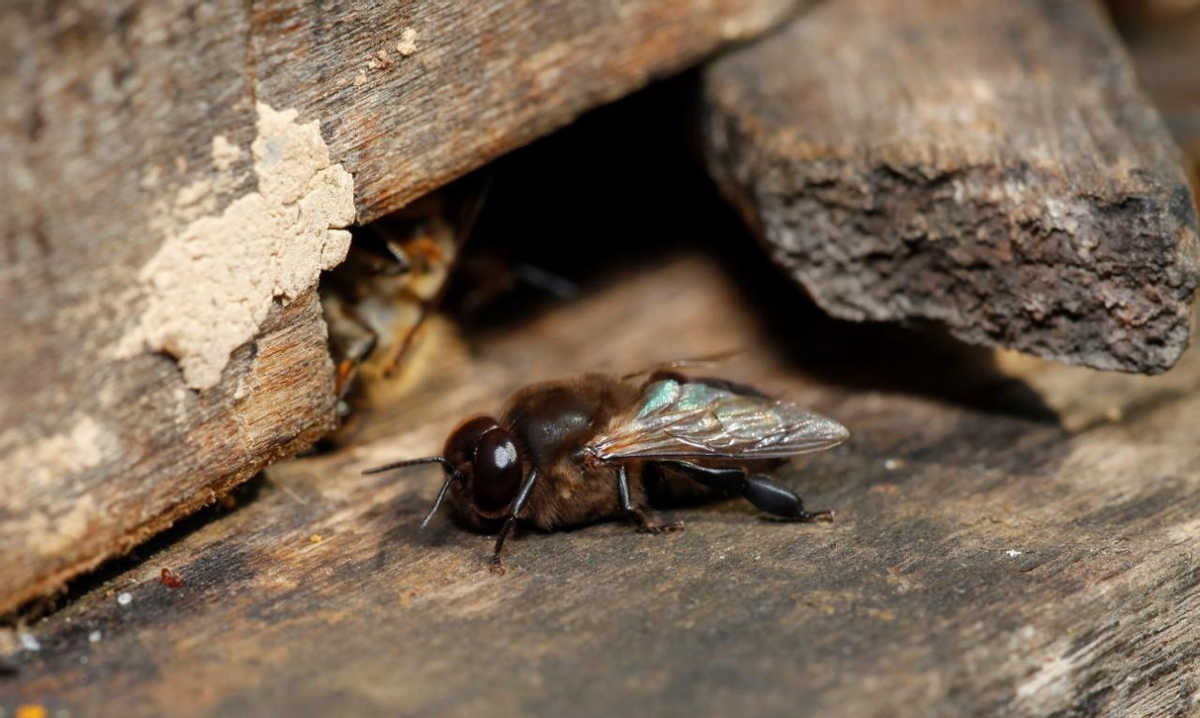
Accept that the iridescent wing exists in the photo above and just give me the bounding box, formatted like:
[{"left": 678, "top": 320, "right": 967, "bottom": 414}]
[{"left": 585, "top": 377, "right": 849, "bottom": 462}]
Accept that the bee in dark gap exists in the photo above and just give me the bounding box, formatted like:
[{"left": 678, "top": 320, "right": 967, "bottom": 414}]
[
  {"left": 322, "top": 184, "right": 487, "bottom": 413},
  {"left": 364, "top": 360, "right": 849, "bottom": 572},
  {"left": 320, "top": 173, "right": 578, "bottom": 436}
]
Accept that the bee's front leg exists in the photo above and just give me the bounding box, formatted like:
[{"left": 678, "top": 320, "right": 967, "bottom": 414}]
[
  {"left": 617, "top": 465, "right": 684, "bottom": 534},
  {"left": 490, "top": 468, "right": 541, "bottom": 574},
  {"left": 490, "top": 518, "right": 517, "bottom": 574}
]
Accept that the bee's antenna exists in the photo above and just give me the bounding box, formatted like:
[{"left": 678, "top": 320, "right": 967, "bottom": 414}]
[
  {"left": 362, "top": 456, "right": 458, "bottom": 476},
  {"left": 420, "top": 476, "right": 457, "bottom": 530},
  {"left": 362, "top": 456, "right": 463, "bottom": 530}
]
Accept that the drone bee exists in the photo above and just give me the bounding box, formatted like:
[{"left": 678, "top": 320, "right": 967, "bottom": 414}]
[{"left": 364, "top": 362, "right": 849, "bottom": 572}]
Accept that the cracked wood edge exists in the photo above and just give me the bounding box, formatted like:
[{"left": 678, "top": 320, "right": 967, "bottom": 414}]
[{"left": 703, "top": 0, "right": 1200, "bottom": 375}]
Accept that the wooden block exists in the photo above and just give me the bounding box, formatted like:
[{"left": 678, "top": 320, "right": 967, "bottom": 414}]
[
  {"left": 4, "top": 253, "right": 1199, "bottom": 717},
  {"left": 703, "top": 0, "right": 1200, "bottom": 375},
  {"left": 0, "top": 0, "right": 800, "bottom": 614}
]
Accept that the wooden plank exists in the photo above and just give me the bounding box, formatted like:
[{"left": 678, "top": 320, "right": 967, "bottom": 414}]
[
  {"left": 0, "top": 0, "right": 803, "bottom": 614},
  {"left": 702, "top": 0, "right": 1200, "bottom": 375},
  {"left": 251, "top": 0, "right": 801, "bottom": 224},
  {"left": 4, "top": 252, "right": 1200, "bottom": 717}
]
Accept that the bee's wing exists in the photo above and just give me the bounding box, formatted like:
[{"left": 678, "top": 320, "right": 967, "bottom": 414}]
[{"left": 586, "top": 378, "right": 848, "bottom": 462}]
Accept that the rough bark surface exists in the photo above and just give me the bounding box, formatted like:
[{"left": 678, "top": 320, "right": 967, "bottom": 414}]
[
  {"left": 0, "top": 0, "right": 801, "bottom": 615},
  {"left": 703, "top": 0, "right": 1200, "bottom": 375},
  {"left": 3, "top": 253, "right": 1200, "bottom": 718}
]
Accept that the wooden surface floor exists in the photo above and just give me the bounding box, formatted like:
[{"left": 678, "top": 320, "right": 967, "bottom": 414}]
[{"left": 4, "top": 246, "right": 1200, "bottom": 717}]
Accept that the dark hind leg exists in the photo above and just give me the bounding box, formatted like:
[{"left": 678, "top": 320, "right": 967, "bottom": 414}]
[
  {"left": 744, "top": 474, "right": 834, "bottom": 521},
  {"left": 618, "top": 466, "right": 684, "bottom": 533},
  {"left": 664, "top": 461, "right": 833, "bottom": 522}
]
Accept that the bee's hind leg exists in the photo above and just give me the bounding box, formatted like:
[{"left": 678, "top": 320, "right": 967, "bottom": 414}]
[
  {"left": 618, "top": 466, "right": 684, "bottom": 534},
  {"left": 744, "top": 474, "right": 833, "bottom": 522},
  {"left": 664, "top": 461, "right": 833, "bottom": 523}
]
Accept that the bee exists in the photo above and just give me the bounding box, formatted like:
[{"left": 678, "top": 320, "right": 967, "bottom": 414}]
[
  {"left": 364, "top": 361, "right": 849, "bottom": 572},
  {"left": 321, "top": 176, "right": 490, "bottom": 424}
]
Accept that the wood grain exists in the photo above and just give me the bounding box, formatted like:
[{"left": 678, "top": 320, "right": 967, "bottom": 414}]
[
  {"left": 251, "top": 0, "right": 801, "bottom": 224},
  {"left": 0, "top": 0, "right": 800, "bottom": 615},
  {"left": 3, "top": 252, "right": 1199, "bottom": 718},
  {"left": 703, "top": 0, "right": 1200, "bottom": 375}
]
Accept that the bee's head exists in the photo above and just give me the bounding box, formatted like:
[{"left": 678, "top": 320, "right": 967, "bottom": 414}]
[
  {"left": 441, "top": 415, "right": 525, "bottom": 529},
  {"left": 361, "top": 416, "right": 525, "bottom": 533}
]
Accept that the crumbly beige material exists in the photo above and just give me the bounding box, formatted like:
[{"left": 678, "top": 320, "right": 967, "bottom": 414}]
[{"left": 120, "top": 103, "right": 356, "bottom": 389}]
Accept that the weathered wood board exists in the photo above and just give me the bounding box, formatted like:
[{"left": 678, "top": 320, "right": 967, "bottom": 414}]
[
  {"left": 703, "top": 0, "right": 1200, "bottom": 375},
  {"left": 3, "top": 251, "right": 1200, "bottom": 718},
  {"left": 0, "top": 0, "right": 801, "bottom": 615}
]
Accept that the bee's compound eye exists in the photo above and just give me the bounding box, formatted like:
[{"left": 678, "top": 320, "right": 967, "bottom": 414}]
[{"left": 473, "top": 427, "right": 523, "bottom": 512}]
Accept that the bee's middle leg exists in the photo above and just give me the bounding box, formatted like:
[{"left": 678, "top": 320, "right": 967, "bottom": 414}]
[{"left": 617, "top": 466, "right": 684, "bottom": 534}]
